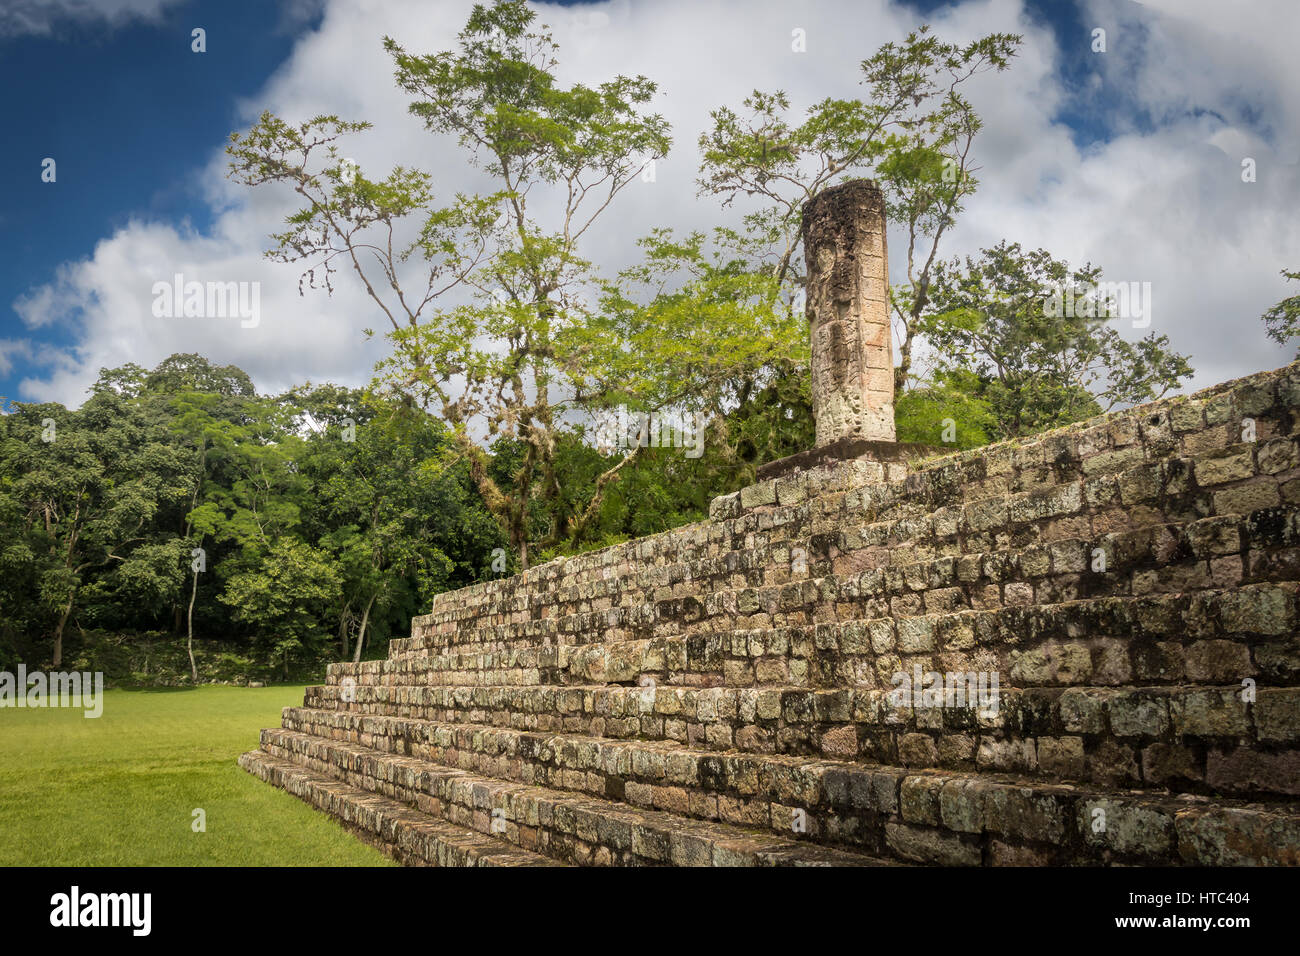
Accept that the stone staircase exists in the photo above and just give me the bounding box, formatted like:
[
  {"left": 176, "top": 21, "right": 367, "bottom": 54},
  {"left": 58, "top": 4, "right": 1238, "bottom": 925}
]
[{"left": 241, "top": 359, "right": 1300, "bottom": 865}]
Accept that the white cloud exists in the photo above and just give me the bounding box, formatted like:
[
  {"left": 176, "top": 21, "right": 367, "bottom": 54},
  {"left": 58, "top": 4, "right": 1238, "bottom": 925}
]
[
  {"left": 0, "top": 0, "right": 185, "bottom": 37},
  {"left": 10, "top": 0, "right": 1300, "bottom": 407},
  {"left": 13, "top": 217, "right": 394, "bottom": 404},
  {"left": 0, "top": 339, "right": 34, "bottom": 381}
]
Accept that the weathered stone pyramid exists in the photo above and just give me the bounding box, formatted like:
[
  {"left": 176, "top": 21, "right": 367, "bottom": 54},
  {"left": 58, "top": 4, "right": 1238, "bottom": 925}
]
[{"left": 241, "top": 181, "right": 1300, "bottom": 865}]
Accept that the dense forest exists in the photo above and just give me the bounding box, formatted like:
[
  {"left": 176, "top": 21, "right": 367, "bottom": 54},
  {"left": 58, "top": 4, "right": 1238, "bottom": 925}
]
[{"left": 0, "top": 353, "right": 817, "bottom": 682}]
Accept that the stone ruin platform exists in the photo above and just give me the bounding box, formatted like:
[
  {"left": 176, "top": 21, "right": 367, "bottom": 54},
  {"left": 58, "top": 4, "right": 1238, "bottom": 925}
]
[
  {"left": 755, "top": 436, "right": 940, "bottom": 484},
  {"left": 241, "top": 360, "right": 1300, "bottom": 866}
]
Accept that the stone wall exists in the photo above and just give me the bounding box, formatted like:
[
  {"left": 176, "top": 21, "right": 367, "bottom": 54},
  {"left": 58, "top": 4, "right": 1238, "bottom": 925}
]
[{"left": 244, "top": 358, "right": 1300, "bottom": 866}]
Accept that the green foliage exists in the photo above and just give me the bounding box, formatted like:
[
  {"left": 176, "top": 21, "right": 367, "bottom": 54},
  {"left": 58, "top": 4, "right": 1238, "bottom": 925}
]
[
  {"left": 220, "top": 537, "right": 342, "bottom": 677},
  {"left": 230, "top": 0, "right": 674, "bottom": 567},
  {"left": 58, "top": 630, "right": 271, "bottom": 687},
  {"left": 542, "top": 375, "right": 814, "bottom": 557},
  {"left": 1263, "top": 268, "right": 1300, "bottom": 357},
  {"left": 696, "top": 25, "right": 1023, "bottom": 393},
  {"left": 0, "top": 390, "right": 193, "bottom": 665},
  {"left": 584, "top": 228, "right": 808, "bottom": 415},
  {"left": 895, "top": 371, "right": 996, "bottom": 450},
  {"left": 917, "top": 242, "right": 1194, "bottom": 439},
  {"left": 0, "top": 354, "right": 503, "bottom": 679}
]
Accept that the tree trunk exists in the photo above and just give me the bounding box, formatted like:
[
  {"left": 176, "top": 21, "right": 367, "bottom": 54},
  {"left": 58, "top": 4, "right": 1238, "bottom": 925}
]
[
  {"left": 516, "top": 530, "right": 529, "bottom": 571},
  {"left": 895, "top": 325, "right": 914, "bottom": 393},
  {"left": 352, "top": 593, "right": 377, "bottom": 664},
  {"left": 338, "top": 604, "right": 352, "bottom": 659},
  {"left": 52, "top": 597, "right": 74, "bottom": 668},
  {"left": 186, "top": 567, "right": 200, "bottom": 682}
]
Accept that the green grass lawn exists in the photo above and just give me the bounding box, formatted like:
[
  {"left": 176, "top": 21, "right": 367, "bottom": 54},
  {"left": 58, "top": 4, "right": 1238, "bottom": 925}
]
[{"left": 0, "top": 685, "right": 393, "bottom": 866}]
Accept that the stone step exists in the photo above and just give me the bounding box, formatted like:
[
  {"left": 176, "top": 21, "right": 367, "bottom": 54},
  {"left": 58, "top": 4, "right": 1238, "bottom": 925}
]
[
  {"left": 722, "top": 372, "right": 1296, "bottom": 534},
  {"left": 407, "top": 461, "right": 928, "bottom": 633},
  {"left": 236, "top": 750, "right": 563, "bottom": 867},
  {"left": 396, "top": 502, "right": 1300, "bottom": 658},
  {"left": 331, "top": 585, "right": 1300, "bottom": 694},
  {"left": 240, "top": 361, "right": 1300, "bottom": 866},
  {"left": 410, "top": 388, "right": 1299, "bottom": 636},
  {"left": 252, "top": 730, "right": 899, "bottom": 866},
  {"left": 298, "top": 682, "right": 1300, "bottom": 796},
  {"left": 255, "top": 724, "right": 1300, "bottom": 866}
]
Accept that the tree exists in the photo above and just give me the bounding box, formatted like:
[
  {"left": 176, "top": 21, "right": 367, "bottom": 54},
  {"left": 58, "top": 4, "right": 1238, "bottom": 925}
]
[
  {"left": 1262, "top": 268, "right": 1300, "bottom": 356},
  {"left": 557, "top": 227, "right": 808, "bottom": 542},
  {"left": 228, "top": 0, "right": 671, "bottom": 568},
  {"left": 168, "top": 389, "right": 233, "bottom": 682},
  {"left": 0, "top": 353, "right": 510, "bottom": 676},
  {"left": 895, "top": 369, "right": 996, "bottom": 450},
  {"left": 292, "top": 387, "right": 497, "bottom": 662},
  {"left": 696, "top": 26, "right": 1022, "bottom": 392},
  {"left": 0, "top": 393, "right": 190, "bottom": 666},
  {"left": 97, "top": 353, "right": 261, "bottom": 672},
  {"left": 917, "top": 242, "right": 1193, "bottom": 439},
  {"left": 219, "top": 536, "right": 342, "bottom": 680}
]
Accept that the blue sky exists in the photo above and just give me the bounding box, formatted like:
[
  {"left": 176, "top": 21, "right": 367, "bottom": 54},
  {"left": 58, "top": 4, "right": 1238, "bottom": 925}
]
[
  {"left": 2, "top": 0, "right": 1297, "bottom": 408},
  {"left": 0, "top": 1, "right": 311, "bottom": 402}
]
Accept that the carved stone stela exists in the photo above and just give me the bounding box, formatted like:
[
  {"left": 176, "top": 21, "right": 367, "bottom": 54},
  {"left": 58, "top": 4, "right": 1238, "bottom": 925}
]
[{"left": 802, "top": 178, "right": 895, "bottom": 447}]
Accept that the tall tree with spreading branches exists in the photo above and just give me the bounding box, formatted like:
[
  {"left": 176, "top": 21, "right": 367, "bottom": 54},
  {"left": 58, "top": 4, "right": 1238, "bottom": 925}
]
[
  {"left": 228, "top": 0, "right": 671, "bottom": 567},
  {"left": 695, "top": 26, "right": 1022, "bottom": 393}
]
